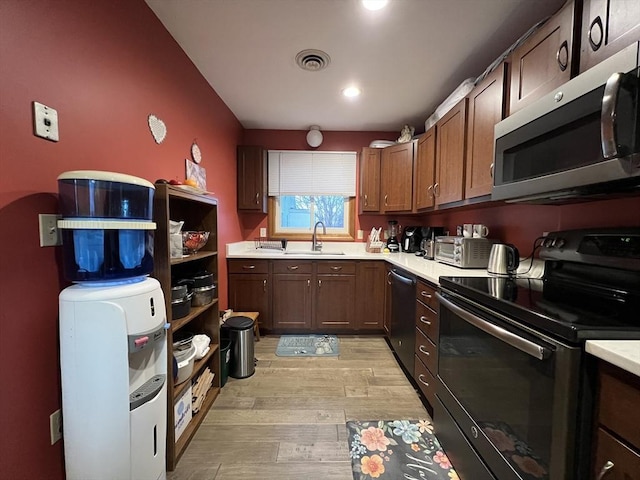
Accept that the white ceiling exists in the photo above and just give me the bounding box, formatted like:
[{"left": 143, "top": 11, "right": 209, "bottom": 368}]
[{"left": 146, "top": 0, "right": 565, "bottom": 132}]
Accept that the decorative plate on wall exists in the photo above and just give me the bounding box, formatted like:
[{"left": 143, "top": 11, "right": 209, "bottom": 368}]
[
  {"left": 147, "top": 114, "right": 167, "bottom": 144},
  {"left": 191, "top": 141, "right": 202, "bottom": 164}
]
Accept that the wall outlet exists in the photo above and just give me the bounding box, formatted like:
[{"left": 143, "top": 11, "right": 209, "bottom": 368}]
[
  {"left": 259, "top": 227, "right": 267, "bottom": 237},
  {"left": 39, "top": 214, "right": 62, "bottom": 247},
  {"left": 50, "top": 409, "right": 62, "bottom": 445},
  {"left": 33, "top": 101, "right": 59, "bottom": 142},
  {"left": 357, "top": 229, "right": 364, "bottom": 240}
]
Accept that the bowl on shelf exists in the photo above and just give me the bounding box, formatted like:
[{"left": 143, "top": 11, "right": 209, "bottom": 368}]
[{"left": 182, "top": 231, "right": 210, "bottom": 255}]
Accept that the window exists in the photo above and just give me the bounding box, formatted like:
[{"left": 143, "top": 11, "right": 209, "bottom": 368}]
[{"left": 268, "top": 151, "right": 356, "bottom": 240}]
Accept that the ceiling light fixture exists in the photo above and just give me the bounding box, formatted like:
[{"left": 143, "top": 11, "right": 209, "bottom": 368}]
[
  {"left": 362, "top": 0, "right": 388, "bottom": 11},
  {"left": 342, "top": 86, "right": 362, "bottom": 98},
  {"left": 306, "top": 126, "right": 323, "bottom": 148}
]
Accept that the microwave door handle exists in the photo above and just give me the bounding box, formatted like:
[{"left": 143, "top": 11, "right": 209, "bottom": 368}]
[
  {"left": 601, "top": 72, "right": 623, "bottom": 160},
  {"left": 437, "top": 293, "right": 550, "bottom": 361}
]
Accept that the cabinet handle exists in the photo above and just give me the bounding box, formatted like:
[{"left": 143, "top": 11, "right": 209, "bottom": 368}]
[
  {"left": 330, "top": 266, "right": 342, "bottom": 271},
  {"left": 419, "top": 345, "right": 430, "bottom": 356},
  {"left": 255, "top": 192, "right": 260, "bottom": 204},
  {"left": 556, "top": 40, "right": 568, "bottom": 72},
  {"left": 420, "top": 316, "right": 431, "bottom": 325},
  {"left": 263, "top": 279, "right": 267, "bottom": 292},
  {"left": 433, "top": 183, "right": 440, "bottom": 197},
  {"left": 318, "top": 279, "right": 322, "bottom": 288},
  {"left": 427, "top": 185, "right": 433, "bottom": 197},
  {"left": 242, "top": 265, "right": 256, "bottom": 270},
  {"left": 307, "top": 279, "right": 311, "bottom": 287},
  {"left": 418, "top": 374, "right": 429, "bottom": 387},
  {"left": 588, "top": 16, "right": 603, "bottom": 51},
  {"left": 364, "top": 194, "right": 368, "bottom": 206},
  {"left": 490, "top": 162, "right": 494, "bottom": 179},
  {"left": 597, "top": 461, "right": 614, "bottom": 480},
  {"left": 288, "top": 265, "right": 299, "bottom": 271},
  {"left": 421, "top": 291, "right": 432, "bottom": 299},
  {"left": 387, "top": 271, "right": 392, "bottom": 285},
  {"left": 384, "top": 194, "right": 388, "bottom": 206}
]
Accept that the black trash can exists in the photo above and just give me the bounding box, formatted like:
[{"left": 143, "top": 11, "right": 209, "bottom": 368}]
[
  {"left": 224, "top": 316, "right": 255, "bottom": 379},
  {"left": 220, "top": 339, "right": 232, "bottom": 387}
]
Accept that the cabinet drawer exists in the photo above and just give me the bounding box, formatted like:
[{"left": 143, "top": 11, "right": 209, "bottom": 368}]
[
  {"left": 598, "top": 363, "right": 640, "bottom": 449},
  {"left": 416, "top": 300, "right": 438, "bottom": 342},
  {"left": 415, "top": 328, "right": 438, "bottom": 375},
  {"left": 317, "top": 261, "right": 356, "bottom": 275},
  {"left": 272, "top": 260, "right": 313, "bottom": 274},
  {"left": 592, "top": 428, "right": 640, "bottom": 480},
  {"left": 414, "top": 355, "right": 436, "bottom": 406},
  {"left": 416, "top": 279, "right": 438, "bottom": 310},
  {"left": 228, "top": 259, "right": 269, "bottom": 274}
]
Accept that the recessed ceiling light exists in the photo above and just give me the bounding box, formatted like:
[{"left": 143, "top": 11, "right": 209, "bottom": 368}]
[
  {"left": 342, "top": 86, "right": 361, "bottom": 98},
  {"left": 362, "top": 0, "right": 388, "bottom": 11}
]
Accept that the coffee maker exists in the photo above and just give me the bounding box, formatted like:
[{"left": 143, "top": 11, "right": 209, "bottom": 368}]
[
  {"left": 420, "top": 227, "right": 446, "bottom": 259},
  {"left": 401, "top": 226, "right": 424, "bottom": 253}
]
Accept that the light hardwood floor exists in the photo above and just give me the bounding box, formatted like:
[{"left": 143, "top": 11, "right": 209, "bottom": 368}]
[{"left": 168, "top": 335, "right": 430, "bottom": 480}]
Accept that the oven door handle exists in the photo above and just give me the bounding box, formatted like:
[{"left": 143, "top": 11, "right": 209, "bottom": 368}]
[{"left": 437, "top": 292, "right": 551, "bottom": 360}]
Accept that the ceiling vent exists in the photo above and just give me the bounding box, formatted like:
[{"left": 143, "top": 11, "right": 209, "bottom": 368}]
[{"left": 295, "top": 49, "right": 331, "bottom": 72}]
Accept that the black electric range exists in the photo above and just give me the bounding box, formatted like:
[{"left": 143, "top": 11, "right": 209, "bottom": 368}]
[{"left": 439, "top": 228, "right": 640, "bottom": 344}]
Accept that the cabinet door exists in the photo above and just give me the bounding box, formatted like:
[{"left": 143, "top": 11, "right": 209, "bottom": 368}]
[
  {"left": 508, "top": 0, "right": 576, "bottom": 115},
  {"left": 465, "top": 64, "right": 507, "bottom": 199},
  {"left": 272, "top": 274, "right": 312, "bottom": 329},
  {"left": 360, "top": 147, "right": 381, "bottom": 212},
  {"left": 315, "top": 275, "right": 356, "bottom": 329},
  {"left": 355, "top": 261, "right": 385, "bottom": 330},
  {"left": 435, "top": 99, "right": 467, "bottom": 206},
  {"left": 237, "top": 145, "right": 267, "bottom": 212},
  {"left": 413, "top": 128, "right": 436, "bottom": 211},
  {"left": 381, "top": 142, "right": 415, "bottom": 213},
  {"left": 228, "top": 274, "right": 271, "bottom": 330},
  {"left": 581, "top": 0, "right": 640, "bottom": 73}
]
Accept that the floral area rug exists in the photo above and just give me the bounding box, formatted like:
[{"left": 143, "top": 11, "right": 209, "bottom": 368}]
[
  {"left": 347, "top": 419, "right": 459, "bottom": 480},
  {"left": 275, "top": 335, "right": 339, "bottom": 357}
]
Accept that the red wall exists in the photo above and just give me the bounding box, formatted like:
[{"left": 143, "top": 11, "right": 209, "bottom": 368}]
[{"left": 0, "top": 1, "right": 242, "bottom": 478}]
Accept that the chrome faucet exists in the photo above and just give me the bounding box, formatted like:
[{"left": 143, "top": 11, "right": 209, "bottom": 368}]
[{"left": 312, "top": 221, "right": 326, "bottom": 251}]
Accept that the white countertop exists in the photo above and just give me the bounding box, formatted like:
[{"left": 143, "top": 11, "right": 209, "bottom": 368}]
[{"left": 586, "top": 341, "right": 640, "bottom": 377}]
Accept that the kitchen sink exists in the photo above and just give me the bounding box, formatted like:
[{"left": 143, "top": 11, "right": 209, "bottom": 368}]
[{"left": 284, "top": 250, "right": 345, "bottom": 255}]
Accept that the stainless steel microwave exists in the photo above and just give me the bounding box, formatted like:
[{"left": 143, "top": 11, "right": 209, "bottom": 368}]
[{"left": 492, "top": 42, "right": 640, "bottom": 203}]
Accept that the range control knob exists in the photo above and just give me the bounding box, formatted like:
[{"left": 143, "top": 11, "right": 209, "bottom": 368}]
[
  {"left": 552, "top": 237, "right": 566, "bottom": 248},
  {"left": 543, "top": 237, "right": 555, "bottom": 248}
]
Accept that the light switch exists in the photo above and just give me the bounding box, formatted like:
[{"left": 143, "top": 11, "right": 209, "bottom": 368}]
[{"left": 33, "top": 101, "right": 59, "bottom": 142}]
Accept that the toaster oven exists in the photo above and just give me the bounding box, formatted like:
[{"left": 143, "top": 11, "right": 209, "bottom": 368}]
[{"left": 434, "top": 236, "right": 496, "bottom": 268}]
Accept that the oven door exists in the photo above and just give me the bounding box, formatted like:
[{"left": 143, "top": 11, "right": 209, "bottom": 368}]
[{"left": 436, "top": 289, "right": 583, "bottom": 480}]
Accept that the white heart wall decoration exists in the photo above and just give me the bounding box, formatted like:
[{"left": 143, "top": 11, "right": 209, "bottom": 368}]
[{"left": 148, "top": 114, "right": 167, "bottom": 144}]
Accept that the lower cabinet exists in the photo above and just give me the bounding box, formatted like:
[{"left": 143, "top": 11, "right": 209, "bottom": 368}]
[
  {"left": 413, "top": 279, "right": 439, "bottom": 412},
  {"left": 591, "top": 361, "right": 640, "bottom": 479},
  {"left": 228, "top": 259, "right": 384, "bottom": 333}
]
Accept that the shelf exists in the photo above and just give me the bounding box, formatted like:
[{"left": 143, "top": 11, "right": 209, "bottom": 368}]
[
  {"left": 171, "top": 250, "right": 218, "bottom": 266},
  {"left": 174, "top": 386, "right": 220, "bottom": 462},
  {"left": 171, "top": 299, "right": 219, "bottom": 332},
  {"left": 173, "top": 343, "right": 220, "bottom": 401}
]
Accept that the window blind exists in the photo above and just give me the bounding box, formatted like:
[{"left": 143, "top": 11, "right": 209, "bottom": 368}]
[{"left": 268, "top": 150, "right": 356, "bottom": 196}]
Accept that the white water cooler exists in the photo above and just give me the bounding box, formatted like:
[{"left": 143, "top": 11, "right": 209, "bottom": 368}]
[{"left": 60, "top": 277, "right": 167, "bottom": 480}]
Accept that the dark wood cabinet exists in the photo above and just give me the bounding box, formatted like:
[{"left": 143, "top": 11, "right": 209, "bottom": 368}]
[
  {"left": 381, "top": 141, "right": 415, "bottom": 213},
  {"left": 413, "top": 127, "right": 437, "bottom": 211},
  {"left": 315, "top": 261, "right": 356, "bottom": 329},
  {"left": 272, "top": 261, "right": 313, "bottom": 329},
  {"left": 359, "top": 147, "right": 381, "bottom": 213},
  {"left": 592, "top": 361, "right": 640, "bottom": 479},
  {"left": 580, "top": 0, "right": 640, "bottom": 73},
  {"left": 355, "top": 261, "right": 385, "bottom": 330},
  {"left": 465, "top": 63, "right": 507, "bottom": 199},
  {"left": 153, "top": 184, "right": 220, "bottom": 471},
  {"left": 237, "top": 145, "right": 267, "bottom": 212},
  {"left": 434, "top": 99, "right": 467, "bottom": 206},
  {"left": 227, "top": 259, "right": 271, "bottom": 330},
  {"left": 508, "top": 0, "right": 577, "bottom": 115}
]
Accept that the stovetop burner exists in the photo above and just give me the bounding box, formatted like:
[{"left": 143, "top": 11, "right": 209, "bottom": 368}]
[{"left": 439, "top": 228, "right": 640, "bottom": 344}]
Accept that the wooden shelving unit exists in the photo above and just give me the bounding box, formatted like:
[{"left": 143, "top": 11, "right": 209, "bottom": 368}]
[{"left": 153, "top": 184, "right": 220, "bottom": 471}]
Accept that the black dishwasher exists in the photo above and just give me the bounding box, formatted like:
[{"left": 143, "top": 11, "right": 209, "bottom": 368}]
[{"left": 388, "top": 268, "right": 416, "bottom": 376}]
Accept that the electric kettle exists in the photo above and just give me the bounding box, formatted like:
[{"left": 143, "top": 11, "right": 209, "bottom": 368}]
[{"left": 487, "top": 243, "right": 520, "bottom": 276}]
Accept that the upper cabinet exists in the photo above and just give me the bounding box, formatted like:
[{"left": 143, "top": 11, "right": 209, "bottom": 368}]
[
  {"left": 381, "top": 141, "right": 415, "bottom": 213},
  {"left": 237, "top": 145, "right": 267, "bottom": 213},
  {"left": 465, "top": 63, "right": 507, "bottom": 199},
  {"left": 413, "top": 127, "right": 437, "bottom": 211},
  {"left": 580, "top": 0, "right": 640, "bottom": 72},
  {"left": 434, "top": 99, "right": 467, "bottom": 206},
  {"left": 360, "top": 147, "right": 382, "bottom": 213},
  {"left": 508, "top": 0, "right": 577, "bottom": 115}
]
